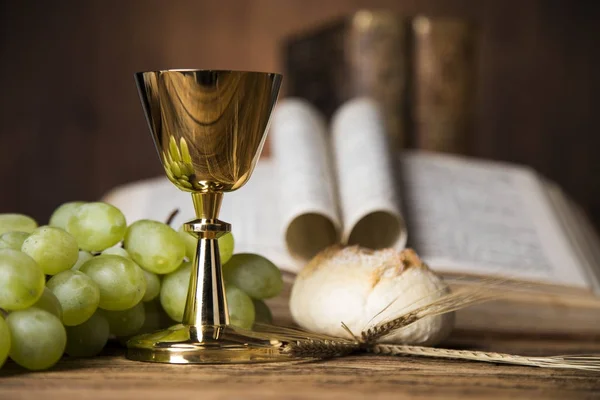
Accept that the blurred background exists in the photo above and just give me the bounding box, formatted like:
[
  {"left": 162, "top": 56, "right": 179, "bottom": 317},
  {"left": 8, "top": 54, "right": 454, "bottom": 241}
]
[{"left": 0, "top": 0, "right": 599, "bottom": 229}]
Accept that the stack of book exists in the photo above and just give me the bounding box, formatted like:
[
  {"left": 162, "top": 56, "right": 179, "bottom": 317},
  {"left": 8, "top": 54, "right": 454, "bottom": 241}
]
[{"left": 282, "top": 10, "right": 476, "bottom": 153}]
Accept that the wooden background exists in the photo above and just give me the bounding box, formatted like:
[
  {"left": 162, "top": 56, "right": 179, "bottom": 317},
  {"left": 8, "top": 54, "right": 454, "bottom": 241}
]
[{"left": 1, "top": 0, "right": 599, "bottom": 229}]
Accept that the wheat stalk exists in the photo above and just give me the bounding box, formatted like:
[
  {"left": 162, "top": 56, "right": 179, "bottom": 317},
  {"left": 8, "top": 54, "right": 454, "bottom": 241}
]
[
  {"left": 279, "top": 282, "right": 600, "bottom": 372},
  {"left": 370, "top": 344, "right": 600, "bottom": 372}
]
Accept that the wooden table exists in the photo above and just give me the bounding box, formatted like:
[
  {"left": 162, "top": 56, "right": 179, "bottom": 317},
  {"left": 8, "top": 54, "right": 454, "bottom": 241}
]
[
  {"left": 2, "top": 335, "right": 600, "bottom": 400},
  {"left": 2, "top": 289, "right": 600, "bottom": 399}
]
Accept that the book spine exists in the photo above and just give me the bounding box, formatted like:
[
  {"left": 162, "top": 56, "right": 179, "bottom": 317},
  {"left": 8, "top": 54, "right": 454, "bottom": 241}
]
[
  {"left": 345, "top": 12, "right": 409, "bottom": 149},
  {"left": 411, "top": 16, "right": 477, "bottom": 154},
  {"left": 283, "top": 11, "right": 409, "bottom": 149}
]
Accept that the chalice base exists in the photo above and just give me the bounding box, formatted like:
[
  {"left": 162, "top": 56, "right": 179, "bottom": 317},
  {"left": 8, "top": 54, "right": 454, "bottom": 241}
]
[{"left": 126, "top": 323, "right": 300, "bottom": 364}]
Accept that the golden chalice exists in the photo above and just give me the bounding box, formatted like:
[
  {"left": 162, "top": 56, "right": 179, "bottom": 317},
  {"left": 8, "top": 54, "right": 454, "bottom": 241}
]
[{"left": 126, "top": 69, "right": 304, "bottom": 363}]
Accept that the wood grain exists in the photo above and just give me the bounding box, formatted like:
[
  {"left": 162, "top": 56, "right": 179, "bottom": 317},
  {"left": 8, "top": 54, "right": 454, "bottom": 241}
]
[
  {"left": 0, "top": 0, "right": 599, "bottom": 233},
  {"left": 2, "top": 348, "right": 600, "bottom": 400},
  {"left": 2, "top": 284, "right": 600, "bottom": 399}
]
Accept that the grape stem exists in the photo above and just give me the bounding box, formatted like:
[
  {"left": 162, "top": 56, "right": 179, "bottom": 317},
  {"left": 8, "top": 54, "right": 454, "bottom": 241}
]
[{"left": 165, "top": 208, "right": 180, "bottom": 227}]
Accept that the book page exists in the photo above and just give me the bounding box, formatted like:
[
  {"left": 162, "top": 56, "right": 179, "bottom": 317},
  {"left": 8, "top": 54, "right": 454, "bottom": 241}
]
[
  {"left": 270, "top": 99, "right": 341, "bottom": 261},
  {"left": 220, "top": 162, "right": 301, "bottom": 270},
  {"left": 568, "top": 201, "right": 600, "bottom": 292},
  {"left": 544, "top": 182, "right": 600, "bottom": 293},
  {"left": 102, "top": 176, "right": 194, "bottom": 230},
  {"left": 331, "top": 98, "right": 407, "bottom": 250},
  {"left": 401, "top": 151, "right": 590, "bottom": 288}
]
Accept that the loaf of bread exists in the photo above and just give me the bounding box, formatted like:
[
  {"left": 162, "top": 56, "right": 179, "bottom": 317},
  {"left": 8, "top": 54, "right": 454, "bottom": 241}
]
[{"left": 290, "top": 246, "right": 454, "bottom": 345}]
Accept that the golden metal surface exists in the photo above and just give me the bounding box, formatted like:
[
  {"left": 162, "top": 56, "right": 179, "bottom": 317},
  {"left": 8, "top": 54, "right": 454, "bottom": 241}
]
[
  {"left": 128, "top": 69, "right": 307, "bottom": 363},
  {"left": 136, "top": 70, "right": 280, "bottom": 194},
  {"left": 127, "top": 324, "right": 295, "bottom": 364},
  {"left": 182, "top": 220, "right": 230, "bottom": 327}
]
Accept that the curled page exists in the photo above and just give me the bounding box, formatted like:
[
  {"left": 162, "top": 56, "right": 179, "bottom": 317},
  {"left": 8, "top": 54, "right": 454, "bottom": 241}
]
[
  {"left": 270, "top": 98, "right": 342, "bottom": 261},
  {"left": 332, "top": 98, "right": 407, "bottom": 249}
]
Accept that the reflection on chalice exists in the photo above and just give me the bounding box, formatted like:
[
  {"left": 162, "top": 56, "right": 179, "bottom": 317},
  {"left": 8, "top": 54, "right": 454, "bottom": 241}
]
[{"left": 126, "top": 70, "right": 309, "bottom": 363}]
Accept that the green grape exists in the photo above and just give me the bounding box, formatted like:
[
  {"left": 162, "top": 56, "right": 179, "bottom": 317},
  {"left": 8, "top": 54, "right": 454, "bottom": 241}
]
[
  {"left": 178, "top": 226, "right": 234, "bottom": 264},
  {"left": 0, "top": 231, "right": 29, "bottom": 250},
  {"left": 160, "top": 262, "right": 258, "bottom": 326},
  {"left": 226, "top": 284, "right": 255, "bottom": 330},
  {"left": 32, "top": 287, "right": 63, "bottom": 319},
  {"left": 177, "top": 226, "right": 196, "bottom": 260},
  {"left": 252, "top": 298, "right": 273, "bottom": 325},
  {"left": 47, "top": 270, "right": 100, "bottom": 326},
  {"left": 49, "top": 201, "right": 85, "bottom": 230},
  {"left": 7, "top": 308, "right": 66, "bottom": 370},
  {"left": 0, "top": 315, "right": 10, "bottom": 368},
  {"left": 124, "top": 220, "right": 185, "bottom": 274},
  {"left": 71, "top": 250, "right": 93, "bottom": 271},
  {"left": 65, "top": 312, "right": 109, "bottom": 357},
  {"left": 222, "top": 253, "right": 283, "bottom": 299},
  {"left": 0, "top": 213, "right": 37, "bottom": 236},
  {"left": 139, "top": 299, "right": 172, "bottom": 334},
  {"left": 21, "top": 226, "right": 79, "bottom": 275},
  {"left": 66, "top": 202, "right": 127, "bottom": 252},
  {"left": 142, "top": 270, "right": 161, "bottom": 302},
  {"left": 80, "top": 255, "right": 146, "bottom": 311},
  {"left": 219, "top": 233, "right": 235, "bottom": 265},
  {"left": 160, "top": 262, "right": 191, "bottom": 322},
  {"left": 0, "top": 249, "right": 45, "bottom": 311},
  {"left": 116, "top": 299, "right": 170, "bottom": 346},
  {"left": 101, "top": 246, "right": 131, "bottom": 259},
  {"left": 100, "top": 302, "right": 145, "bottom": 337}
]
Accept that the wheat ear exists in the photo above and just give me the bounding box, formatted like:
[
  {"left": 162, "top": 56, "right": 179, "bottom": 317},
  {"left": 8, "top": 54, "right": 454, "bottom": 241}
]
[
  {"left": 253, "top": 322, "right": 360, "bottom": 359},
  {"left": 370, "top": 344, "right": 600, "bottom": 372},
  {"left": 361, "top": 286, "right": 495, "bottom": 343},
  {"left": 282, "top": 339, "right": 360, "bottom": 359}
]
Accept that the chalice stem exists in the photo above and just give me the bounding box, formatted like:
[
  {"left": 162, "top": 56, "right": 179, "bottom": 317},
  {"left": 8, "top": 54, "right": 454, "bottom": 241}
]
[
  {"left": 183, "top": 235, "right": 229, "bottom": 326},
  {"left": 183, "top": 192, "right": 231, "bottom": 327}
]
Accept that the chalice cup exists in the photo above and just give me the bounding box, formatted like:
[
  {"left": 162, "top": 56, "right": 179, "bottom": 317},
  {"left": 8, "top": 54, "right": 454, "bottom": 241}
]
[{"left": 126, "top": 70, "right": 297, "bottom": 363}]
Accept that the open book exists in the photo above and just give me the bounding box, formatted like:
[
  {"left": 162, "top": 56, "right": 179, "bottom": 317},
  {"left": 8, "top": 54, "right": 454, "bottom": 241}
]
[{"left": 104, "top": 98, "right": 600, "bottom": 334}]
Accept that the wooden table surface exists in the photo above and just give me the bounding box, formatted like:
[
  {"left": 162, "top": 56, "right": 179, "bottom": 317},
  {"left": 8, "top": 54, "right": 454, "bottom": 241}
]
[
  {"left": 1, "top": 335, "right": 600, "bottom": 400},
  {"left": 2, "top": 290, "right": 600, "bottom": 399}
]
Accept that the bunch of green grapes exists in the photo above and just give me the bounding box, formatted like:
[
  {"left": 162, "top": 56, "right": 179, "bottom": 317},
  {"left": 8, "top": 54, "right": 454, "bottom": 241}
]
[{"left": 0, "top": 202, "right": 283, "bottom": 371}]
